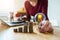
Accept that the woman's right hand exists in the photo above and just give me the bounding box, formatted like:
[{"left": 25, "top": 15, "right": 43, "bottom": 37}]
[{"left": 38, "top": 20, "right": 53, "bottom": 33}]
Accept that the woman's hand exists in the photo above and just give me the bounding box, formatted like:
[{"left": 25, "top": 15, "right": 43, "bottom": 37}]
[{"left": 38, "top": 20, "right": 53, "bottom": 33}]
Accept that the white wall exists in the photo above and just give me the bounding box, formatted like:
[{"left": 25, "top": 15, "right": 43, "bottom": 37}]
[
  {"left": 0, "top": 0, "right": 25, "bottom": 20},
  {"left": 0, "top": 0, "right": 14, "bottom": 21},
  {"left": 14, "top": 0, "right": 25, "bottom": 12},
  {"left": 0, "top": 0, "right": 14, "bottom": 12},
  {"left": 48, "top": 0, "right": 60, "bottom": 26}
]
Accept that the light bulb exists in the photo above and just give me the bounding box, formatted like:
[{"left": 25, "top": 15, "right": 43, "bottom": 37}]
[{"left": 38, "top": 14, "right": 43, "bottom": 22}]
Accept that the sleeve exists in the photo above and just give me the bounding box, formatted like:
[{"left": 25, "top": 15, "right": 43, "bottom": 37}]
[
  {"left": 42, "top": 0, "right": 49, "bottom": 20},
  {"left": 24, "top": 1, "right": 31, "bottom": 21}
]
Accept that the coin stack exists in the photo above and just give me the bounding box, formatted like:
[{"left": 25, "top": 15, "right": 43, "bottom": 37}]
[
  {"left": 19, "top": 27, "right": 22, "bottom": 32},
  {"left": 29, "top": 22, "right": 33, "bottom": 33},
  {"left": 24, "top": 25, "right": 28, "bottom": 33},
  {"left": 14, "top": 29, "right": 18, "bottom": 32},
  {"left": 24, "top": 22, "right": 28, "bottom": 33}
]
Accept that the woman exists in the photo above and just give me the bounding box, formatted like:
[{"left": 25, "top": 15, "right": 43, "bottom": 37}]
[{"left": 24, "top": 0, "right": 48, "bottom": 21}]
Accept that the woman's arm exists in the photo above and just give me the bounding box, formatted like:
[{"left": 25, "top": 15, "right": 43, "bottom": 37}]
[
  {"left": 24, "top": 1, "right": 31, "bottom": 21},
  {"left": 42, "top": 0, "right": 49, "bottom": 20}
]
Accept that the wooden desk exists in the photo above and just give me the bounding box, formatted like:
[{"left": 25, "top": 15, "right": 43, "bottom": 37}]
[{"left": 0, "top": 20, "right": 60, "bottom": 40}]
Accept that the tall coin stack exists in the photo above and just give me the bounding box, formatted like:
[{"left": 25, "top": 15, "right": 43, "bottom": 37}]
[
  {"left": 24, "top": 22, "right": 28, "bottom": 33},
  {"left": 29, "top": 22, "right": 33, "bottom": 33}
]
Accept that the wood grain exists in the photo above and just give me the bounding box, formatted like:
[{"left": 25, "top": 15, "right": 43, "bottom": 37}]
[{"left": 0, "top": 20, "right": 60, "bottom": 40}]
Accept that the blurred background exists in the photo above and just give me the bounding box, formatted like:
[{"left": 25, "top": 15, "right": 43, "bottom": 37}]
[{"left": 0, "top": 0, "right": 60, "bottom": 26}]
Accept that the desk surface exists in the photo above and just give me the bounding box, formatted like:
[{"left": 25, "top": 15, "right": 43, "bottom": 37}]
[{"left": 0, "top": 20, "right": 60, "bottom": 40}]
